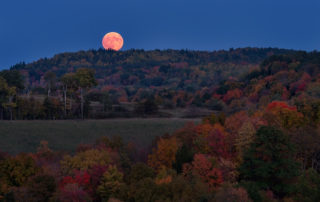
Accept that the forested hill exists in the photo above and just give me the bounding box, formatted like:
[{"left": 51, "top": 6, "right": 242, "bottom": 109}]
[
  {"left": 12, "top": 48, "right": 294, "bottom": 87},
  {"left": 5, "top": 47, "right": 320, "bottom": 120}
]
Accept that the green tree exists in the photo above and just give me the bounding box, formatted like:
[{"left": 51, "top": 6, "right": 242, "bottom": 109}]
[
  {"left": 0, "top": 154, "right": 39, "bottom": 187},
  {"left": 239, "top": 126, "right": 300, "bottom": 199},
  {"left": 2, "top": 86, "right": 17, "bottom": 120},
  {"left": 60, "top": 72, "right": 77, "bottom": 117},
  {"left": 128, "top": 178, "right": 157, "bottom": 202},
  {"left": 173, "top": 144, "right": 194, "bottom": 173},
  {"left": 294, "top": 168, "right": 320, "bottom": 202},
  {"left": 128, "top": 163, "right": 155, "bottom": 184},
  {"left": 0, "top": 76, "right": 17, "bottom": 120},
  {"left": 75, "top": 68, "right": 97, "bottom": 119},
  {"left": 97, "top": 165, "right": 126, "bottom": 201},
  {"left": 0, "top": 70, "right": 24, "bottom": 90},
  {"left": 60, "top": 149, "right": 110, "bottom": 175}
]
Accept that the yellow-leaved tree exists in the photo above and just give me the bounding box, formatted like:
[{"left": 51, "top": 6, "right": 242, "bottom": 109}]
[
  {"left": 148, "top": 137, "right": 180, "bottom": 172},
  {"left": 60, "top": 149, "right": 110, "bottom": 175}
]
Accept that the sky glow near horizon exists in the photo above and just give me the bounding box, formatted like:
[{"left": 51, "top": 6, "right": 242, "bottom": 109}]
[{"left": 0, "top": 0, "right": 319, "bottom": 69}]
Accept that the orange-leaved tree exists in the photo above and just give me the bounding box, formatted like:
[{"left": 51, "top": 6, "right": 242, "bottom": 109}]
[
  {"left": 264, "top": 101, "right": 304, "bottom": 130},
  {"left": 148, "top": 137, "right": 180, "bottom": 171}
]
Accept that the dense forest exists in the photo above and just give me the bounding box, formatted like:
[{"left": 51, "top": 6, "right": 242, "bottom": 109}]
[
  {"left": 1, "top": 48, "right": 320, "bottom": 201},
  {"left": 1, "top": 47, "right": 298, "bottom": 119}
]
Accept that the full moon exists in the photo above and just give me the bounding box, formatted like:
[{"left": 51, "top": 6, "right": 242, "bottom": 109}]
[{"left": 102, "top": 32, "right": 124, "bottom": 51}]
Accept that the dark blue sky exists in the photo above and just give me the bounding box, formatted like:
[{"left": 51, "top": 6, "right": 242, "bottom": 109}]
[{"left": 1, "top": 0, "right": 319, "bottom": 69}]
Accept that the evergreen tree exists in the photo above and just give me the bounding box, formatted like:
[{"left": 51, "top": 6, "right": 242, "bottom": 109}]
[{"left": 239, "top": 126, "right": 300, "bottom": 199}]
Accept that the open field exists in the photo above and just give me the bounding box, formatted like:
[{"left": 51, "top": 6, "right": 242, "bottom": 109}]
[{"left": 0, "top": 118, "right": 200, "bottom": 154}]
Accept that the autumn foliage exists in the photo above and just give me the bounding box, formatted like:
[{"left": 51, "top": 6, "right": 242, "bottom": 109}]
[
  {"left": 1, "top": 50, "right": 320, "bottom": 201},
  {"left": 264, "top": 101, "right": 304, "bottom": 129},
  {"left": 148, "top": 137, "right": 180, "bottom": 171}
]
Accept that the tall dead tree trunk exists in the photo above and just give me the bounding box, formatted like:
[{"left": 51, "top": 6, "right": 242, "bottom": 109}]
[
  {"left": 64, "top": 85, "right": 67, "bottom": 117},
  {"left": 47, "top": 83, "right": 51, "bottom": 97},
  {"left": 80, "top": 87, "right": 84, "bottom": 120}
]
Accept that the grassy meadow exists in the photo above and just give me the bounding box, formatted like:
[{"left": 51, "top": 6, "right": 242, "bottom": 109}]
[{"left": 0, "top": 118, "right": 200, "bottom": 154}]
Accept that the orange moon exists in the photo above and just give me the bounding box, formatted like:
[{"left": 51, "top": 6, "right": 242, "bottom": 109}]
[{"left": 102, "top": 32, "right": 124, "bottom": 51}]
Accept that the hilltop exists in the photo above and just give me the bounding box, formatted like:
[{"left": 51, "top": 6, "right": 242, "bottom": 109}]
[{"left": 12, "top": 48, "right": 294, "bottom": 88}]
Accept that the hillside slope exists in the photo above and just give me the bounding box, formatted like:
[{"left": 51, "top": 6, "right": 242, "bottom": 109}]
[
  {"left": 11, "top": 48, "right": 295, "bottom": 103},
  {"left": 4, "top": 48, "right": 320, "bottom": 119}
]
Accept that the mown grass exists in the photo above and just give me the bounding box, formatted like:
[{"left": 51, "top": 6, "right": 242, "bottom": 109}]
[{"left": 0, "top": 118, "right": 200, "bottom": 154}]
